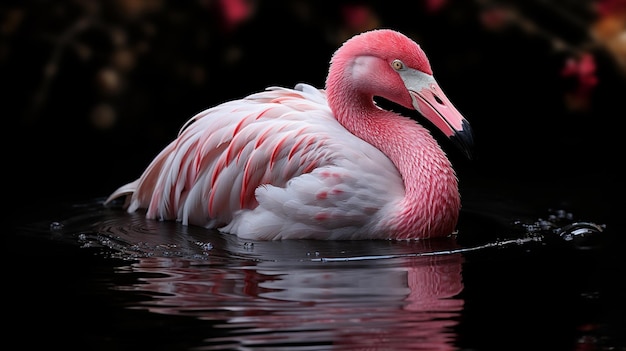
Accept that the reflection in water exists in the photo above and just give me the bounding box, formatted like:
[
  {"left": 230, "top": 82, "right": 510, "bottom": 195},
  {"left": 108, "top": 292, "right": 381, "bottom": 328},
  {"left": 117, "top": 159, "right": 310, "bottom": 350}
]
[
  {"left": 28, "top": 200, "right": 611, "bottom": 351},
  {"left": 66, "top": 207, "right": 466, "bottom": 350},
  {"left": 118, "top": 252, "right": 464, "bottom": 350}
]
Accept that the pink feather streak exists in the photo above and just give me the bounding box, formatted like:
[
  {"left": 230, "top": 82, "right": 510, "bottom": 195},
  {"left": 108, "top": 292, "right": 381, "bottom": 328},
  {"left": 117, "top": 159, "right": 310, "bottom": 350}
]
[{"left": 105, "top": 29, "right": 473, "bottom": 240}]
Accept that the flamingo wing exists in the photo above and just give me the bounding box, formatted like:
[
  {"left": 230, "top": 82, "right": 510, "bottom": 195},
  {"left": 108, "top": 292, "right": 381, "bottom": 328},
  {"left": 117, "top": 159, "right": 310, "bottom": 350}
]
[{"left": 106, "top": 84, "right": 405, "bottom": 240}]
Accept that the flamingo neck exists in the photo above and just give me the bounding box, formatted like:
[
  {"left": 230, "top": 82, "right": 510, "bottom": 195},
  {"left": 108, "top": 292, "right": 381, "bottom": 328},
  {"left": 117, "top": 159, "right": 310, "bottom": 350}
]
[{"left": 327, "top": 88, "right": 460, "bottom": 239}]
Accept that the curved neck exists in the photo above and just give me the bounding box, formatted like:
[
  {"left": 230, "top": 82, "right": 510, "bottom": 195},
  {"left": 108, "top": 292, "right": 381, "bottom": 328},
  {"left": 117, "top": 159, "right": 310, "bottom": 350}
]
[{"left": 326, "top": 71, "right": 460, "bottom": 239}]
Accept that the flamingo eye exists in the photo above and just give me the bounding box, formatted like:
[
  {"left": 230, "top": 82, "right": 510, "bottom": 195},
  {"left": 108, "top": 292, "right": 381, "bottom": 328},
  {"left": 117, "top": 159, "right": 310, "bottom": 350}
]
[{"left": 391, "top": 59, "right": 404, "bottom": 71}]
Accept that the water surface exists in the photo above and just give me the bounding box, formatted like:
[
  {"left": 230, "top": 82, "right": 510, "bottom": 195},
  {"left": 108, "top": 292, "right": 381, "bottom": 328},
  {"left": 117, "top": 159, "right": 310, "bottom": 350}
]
[{"left": 9, "top": 197, "right": 624, "bottom": 351}]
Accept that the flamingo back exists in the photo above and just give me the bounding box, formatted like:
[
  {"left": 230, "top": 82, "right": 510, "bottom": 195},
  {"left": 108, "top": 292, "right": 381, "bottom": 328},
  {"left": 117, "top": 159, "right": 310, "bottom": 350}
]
[{"left": 106, "top": 84, "right": 406, "bottom": 240}]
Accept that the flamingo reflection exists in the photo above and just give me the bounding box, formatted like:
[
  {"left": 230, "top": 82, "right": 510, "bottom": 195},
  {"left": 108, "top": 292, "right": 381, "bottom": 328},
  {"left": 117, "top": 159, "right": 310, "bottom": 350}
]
[{"left": 113, "top": 237, "right": 464, "bottom": 350}]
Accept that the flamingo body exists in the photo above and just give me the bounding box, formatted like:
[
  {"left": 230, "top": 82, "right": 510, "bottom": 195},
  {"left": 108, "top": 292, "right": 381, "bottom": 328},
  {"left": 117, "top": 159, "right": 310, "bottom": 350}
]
[{"left": 106, "top": 29, "right": 473, "bottom": 240}]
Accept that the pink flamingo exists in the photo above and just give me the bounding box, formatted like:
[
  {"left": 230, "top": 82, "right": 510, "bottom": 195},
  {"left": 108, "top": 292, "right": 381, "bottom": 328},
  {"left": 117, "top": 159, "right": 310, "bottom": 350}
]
[{"left": 105, "top": 29, "right": 473, "bottom": 240}]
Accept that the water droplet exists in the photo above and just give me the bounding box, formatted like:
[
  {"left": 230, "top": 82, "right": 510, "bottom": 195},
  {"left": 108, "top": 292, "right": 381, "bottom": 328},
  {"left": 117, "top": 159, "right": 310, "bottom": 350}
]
[
  {"left": 580, "top": 291, "right": 600, "bottom": 300},
  {"left": 49, "top": 222, "right": 64, "bottom": 231},
  {"left": 556, "top": 222, "right": 605, "bottom": 249},
  {"left": 195, "top": 241, "right": 213, "bottom": 251}
]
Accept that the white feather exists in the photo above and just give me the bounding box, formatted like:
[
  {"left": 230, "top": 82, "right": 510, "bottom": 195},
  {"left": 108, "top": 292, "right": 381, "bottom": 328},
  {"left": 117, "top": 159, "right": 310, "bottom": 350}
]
[{"left": 106, "top": 84, "right": 406, "bottom": 239}]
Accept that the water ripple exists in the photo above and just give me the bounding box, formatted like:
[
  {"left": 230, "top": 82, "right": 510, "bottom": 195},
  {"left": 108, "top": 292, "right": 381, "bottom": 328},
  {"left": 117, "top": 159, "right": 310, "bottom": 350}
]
[{"left": 17, "top": 198, "right": 610, "bottom": 351}]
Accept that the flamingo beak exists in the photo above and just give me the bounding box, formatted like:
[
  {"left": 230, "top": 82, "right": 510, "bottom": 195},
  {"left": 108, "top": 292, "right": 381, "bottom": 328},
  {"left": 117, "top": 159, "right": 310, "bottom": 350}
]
[{"left": 400, "top": 70, "right": 474, "bottom": 159}]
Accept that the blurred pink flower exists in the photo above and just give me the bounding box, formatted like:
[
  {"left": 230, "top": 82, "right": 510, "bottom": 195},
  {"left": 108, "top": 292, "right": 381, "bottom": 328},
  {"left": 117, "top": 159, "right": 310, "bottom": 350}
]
[
  {"left": 341, "top": 5, "right": 376, "bottom": 32},
  {"left": 217, "top": 0, "right": 254, "bottom": 31},
  {"left": 595, "top": 0, "right": 626, "bottom": 16},
  {"left": 479, "top": 6, "right": 513, "bottom": 31},
  {"left": 335, "top": 4, "right": 380, "bottom": 44},
  {"left": 561, "top": 53, "right": 599, "bottom": 110},
  {"left": 423, "top": 0, "right": 448, "bottom": 13}
]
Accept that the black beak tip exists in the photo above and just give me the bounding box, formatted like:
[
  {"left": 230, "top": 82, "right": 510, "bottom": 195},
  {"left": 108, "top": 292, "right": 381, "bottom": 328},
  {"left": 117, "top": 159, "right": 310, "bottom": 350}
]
[{"left": 451, "top": 119, "right": 474, "bottom": 160}]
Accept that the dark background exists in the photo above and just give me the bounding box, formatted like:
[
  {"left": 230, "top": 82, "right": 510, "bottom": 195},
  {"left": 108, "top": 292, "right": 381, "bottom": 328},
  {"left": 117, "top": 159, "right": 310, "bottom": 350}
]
[
  {"left": 3, "top": 2, "right": 626, "bottom": 350},
  {"left": 4, "top": 0, "right": 624, "bottom": 229}
]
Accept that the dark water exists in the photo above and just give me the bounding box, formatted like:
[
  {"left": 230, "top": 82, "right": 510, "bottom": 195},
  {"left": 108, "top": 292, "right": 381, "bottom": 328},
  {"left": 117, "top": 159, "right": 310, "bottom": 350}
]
[{"left": 8, "top": 193, "right": 625, "bottom": 351}]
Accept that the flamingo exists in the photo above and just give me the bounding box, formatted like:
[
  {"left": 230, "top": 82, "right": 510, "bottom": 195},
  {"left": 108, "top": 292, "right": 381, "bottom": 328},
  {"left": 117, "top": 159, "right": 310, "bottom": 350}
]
[{"left": 105, "top": 29, "right": 474, "bottom": 240}]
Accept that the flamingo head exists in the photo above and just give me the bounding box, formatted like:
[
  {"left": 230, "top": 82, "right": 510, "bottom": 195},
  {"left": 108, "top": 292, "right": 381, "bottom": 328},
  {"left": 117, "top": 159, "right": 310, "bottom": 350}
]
[{"left": 326, "top": 29, "right": 474, "bottom": 159}]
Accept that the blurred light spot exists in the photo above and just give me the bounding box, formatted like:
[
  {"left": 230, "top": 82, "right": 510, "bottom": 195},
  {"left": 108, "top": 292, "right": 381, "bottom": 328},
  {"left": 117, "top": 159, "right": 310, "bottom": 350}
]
[
  {"left": 90, "top": 103, "right": 117, "bottom": 130},
  {"left": 480, "top": 6, "right": 514, "bottom": 31},
  {"left": 217, "top": 0, "right": 255, "bottom": 31},
  {"left": 96, "top": 67, "right": 122, "bottom": 95},
  {"left": 1, "top": 8, "right": 24, "bottom": 35},
  {"left": 592, "top": 3, "right": 626, "bottom": 74},
  {"left": 112, "top": 48, "right": 136, "bottom": 72}
]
